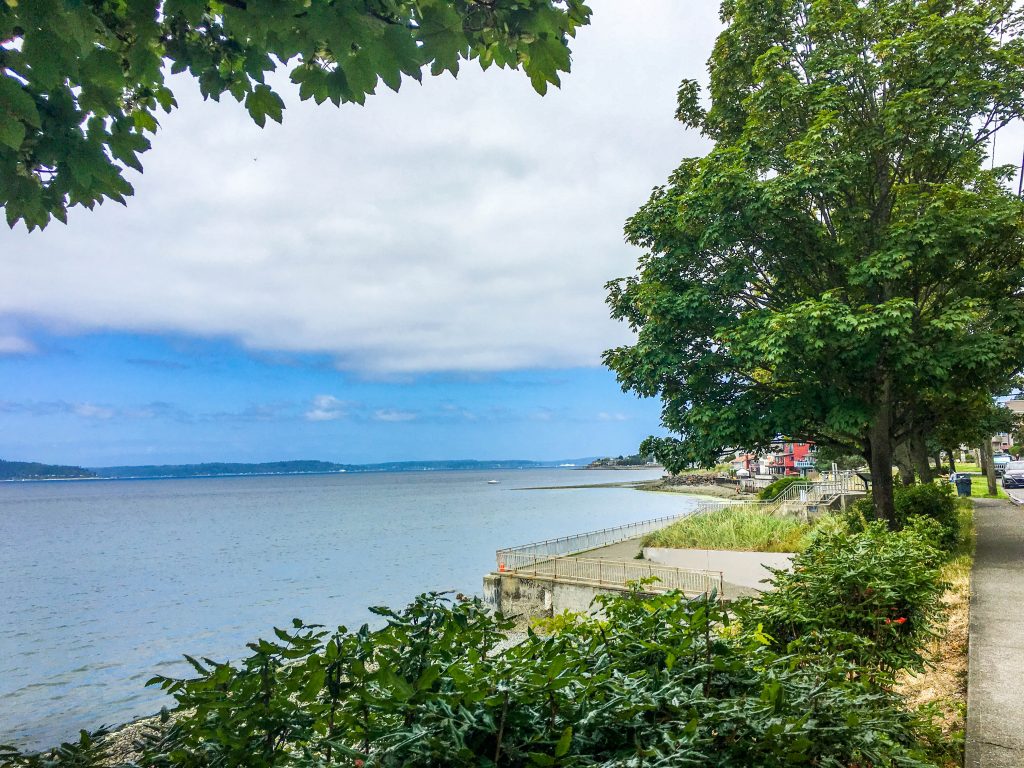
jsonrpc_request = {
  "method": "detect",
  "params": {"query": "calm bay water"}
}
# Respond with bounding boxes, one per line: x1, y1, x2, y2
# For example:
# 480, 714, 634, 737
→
0, 468, 694, 749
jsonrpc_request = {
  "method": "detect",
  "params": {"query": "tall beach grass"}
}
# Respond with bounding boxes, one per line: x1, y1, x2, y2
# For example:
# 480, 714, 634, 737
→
643, 506, 812, 552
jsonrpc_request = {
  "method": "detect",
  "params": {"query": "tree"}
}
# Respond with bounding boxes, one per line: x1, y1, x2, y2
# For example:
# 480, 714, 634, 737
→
932, 393, 1022, 492
605, 0, 1024, 525
0, 0, 590, 230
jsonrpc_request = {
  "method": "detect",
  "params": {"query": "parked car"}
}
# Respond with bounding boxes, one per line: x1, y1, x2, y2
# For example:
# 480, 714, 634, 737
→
1003, 461, 1024, 489
994, 453, 1012, 476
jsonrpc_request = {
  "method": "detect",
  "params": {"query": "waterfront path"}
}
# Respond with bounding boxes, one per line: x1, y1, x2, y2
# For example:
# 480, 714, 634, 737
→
579, 536, 646, 560
966, 497, 1024, 767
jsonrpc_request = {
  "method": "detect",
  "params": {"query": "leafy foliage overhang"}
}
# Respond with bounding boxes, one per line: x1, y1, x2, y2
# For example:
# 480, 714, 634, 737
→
0, 0, 591, 230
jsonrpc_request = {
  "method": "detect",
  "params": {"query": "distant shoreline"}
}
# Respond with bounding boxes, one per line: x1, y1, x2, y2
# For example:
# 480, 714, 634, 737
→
516, 477, 746, 500
634, 478, 751, 500
0, 464, 598, 484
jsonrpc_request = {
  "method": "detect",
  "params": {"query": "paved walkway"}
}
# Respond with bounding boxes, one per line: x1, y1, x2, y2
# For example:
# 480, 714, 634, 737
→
966, 498, 1024, 767
578, 536, 646, 560
577, 537, 760, 599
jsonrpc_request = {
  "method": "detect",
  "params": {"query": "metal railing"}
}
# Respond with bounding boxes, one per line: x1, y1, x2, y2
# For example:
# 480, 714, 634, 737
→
495, 473, 863, 572
511, 555, 724, 596
495, 506, 728, 571
756, 472, 863, 513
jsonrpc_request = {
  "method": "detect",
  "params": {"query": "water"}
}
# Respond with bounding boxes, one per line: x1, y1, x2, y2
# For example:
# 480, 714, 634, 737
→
0, 468, 695, 749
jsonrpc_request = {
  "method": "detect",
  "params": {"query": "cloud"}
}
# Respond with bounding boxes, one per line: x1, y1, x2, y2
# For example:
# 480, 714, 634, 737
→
373, 408, 417, 422
72, 403, 116, 419
126, 358, 189, 370
0, 334, 36, 355
0, 398, 290, 424
122, 401, 192, 421
305, 395, 349, 422
204, 403, 287, 423
439, 403, 478, 421
1, 1, 721, 374
0, 400, 116, 418
597, 412, 628, 422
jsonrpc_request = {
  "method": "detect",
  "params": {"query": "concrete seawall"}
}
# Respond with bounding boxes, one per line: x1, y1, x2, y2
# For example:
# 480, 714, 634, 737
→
483, 572, 614, 621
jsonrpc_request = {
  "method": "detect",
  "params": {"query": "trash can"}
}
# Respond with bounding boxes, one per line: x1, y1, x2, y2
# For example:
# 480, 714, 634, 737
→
954, 474, 972, 497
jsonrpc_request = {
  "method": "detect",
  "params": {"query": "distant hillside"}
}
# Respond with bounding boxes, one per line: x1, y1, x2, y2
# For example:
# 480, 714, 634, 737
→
91, 460, 347, 479
0, 460, 97, 481
89, 458, 598, 480
587, 454, 659, 469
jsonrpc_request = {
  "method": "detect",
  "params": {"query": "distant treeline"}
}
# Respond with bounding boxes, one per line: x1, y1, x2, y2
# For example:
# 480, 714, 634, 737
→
0, 460, 97, 480
1, 457, 598, 481
587, 454, 656, 468
89, 458, 587, 480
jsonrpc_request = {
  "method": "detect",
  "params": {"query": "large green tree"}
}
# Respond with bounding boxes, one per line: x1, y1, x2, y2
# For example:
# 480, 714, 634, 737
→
0, 0, 590, 230
605, 0, 1024, 523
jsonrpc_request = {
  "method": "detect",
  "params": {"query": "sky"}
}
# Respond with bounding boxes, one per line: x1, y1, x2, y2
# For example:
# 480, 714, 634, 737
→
6, 3, 1024, 467
0, 1, 726, 467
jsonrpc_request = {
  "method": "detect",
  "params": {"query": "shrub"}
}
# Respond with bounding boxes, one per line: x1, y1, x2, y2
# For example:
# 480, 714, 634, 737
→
741, 520, 947, 676
758, 476, 805, 500
2, 585, 949, 768
847, 482, 959, 551
643, 506, 811, 552
124, 589, 939, 767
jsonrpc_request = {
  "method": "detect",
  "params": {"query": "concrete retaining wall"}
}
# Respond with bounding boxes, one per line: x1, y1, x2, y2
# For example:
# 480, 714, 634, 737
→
483, 572, 633, 622
643, 548, 794, 591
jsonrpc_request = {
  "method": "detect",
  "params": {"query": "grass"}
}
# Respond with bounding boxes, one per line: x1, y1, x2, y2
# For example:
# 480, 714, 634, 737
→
643, 506, 814, 552
964, 473, 1009, 499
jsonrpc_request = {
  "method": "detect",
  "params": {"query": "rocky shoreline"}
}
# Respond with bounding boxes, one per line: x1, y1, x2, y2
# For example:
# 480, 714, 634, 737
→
634, 474, 753, 500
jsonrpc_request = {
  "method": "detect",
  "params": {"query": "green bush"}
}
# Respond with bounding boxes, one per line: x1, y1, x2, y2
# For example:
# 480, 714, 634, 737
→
847, 482, 960, 551
741, 520, 947, 676
758, 476, 805, 500
2, 588, 945, 768
643, 506, 811, 552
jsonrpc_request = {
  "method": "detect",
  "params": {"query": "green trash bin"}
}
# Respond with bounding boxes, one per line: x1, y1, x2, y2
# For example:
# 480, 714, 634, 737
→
954, 474, 972, 497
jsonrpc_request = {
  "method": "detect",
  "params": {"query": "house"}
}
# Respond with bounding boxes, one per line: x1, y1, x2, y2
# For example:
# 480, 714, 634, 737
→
992, 397, 1024, 453
731, 442, 817, 487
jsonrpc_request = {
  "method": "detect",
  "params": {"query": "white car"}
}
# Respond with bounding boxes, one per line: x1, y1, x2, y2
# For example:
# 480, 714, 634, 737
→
994, 453, 1012, 476
1003, 461, 1024, 490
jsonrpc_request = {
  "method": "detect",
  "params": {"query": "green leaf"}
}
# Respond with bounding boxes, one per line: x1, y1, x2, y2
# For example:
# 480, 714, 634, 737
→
416, 664, 442, 691
0, 75, 40, 127
245, 84, 285, 128
0, 116, 26, 151
554, 726, 573, 758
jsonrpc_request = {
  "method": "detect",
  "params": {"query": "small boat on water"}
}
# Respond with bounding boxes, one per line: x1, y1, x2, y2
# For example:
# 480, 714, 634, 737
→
487, 479, 500, 484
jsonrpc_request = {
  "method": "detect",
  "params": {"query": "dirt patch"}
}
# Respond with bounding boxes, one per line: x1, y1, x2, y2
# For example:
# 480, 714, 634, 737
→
896, 559, 969, 760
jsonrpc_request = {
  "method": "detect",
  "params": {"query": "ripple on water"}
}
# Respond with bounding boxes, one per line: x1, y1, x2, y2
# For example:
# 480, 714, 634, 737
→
0, 469, 688, 749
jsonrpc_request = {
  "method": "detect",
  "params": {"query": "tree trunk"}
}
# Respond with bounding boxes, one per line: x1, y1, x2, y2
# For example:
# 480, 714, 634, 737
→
894, 443, 915, 486
933, 452, 943, 471
980, 439, 998, 496
868, 397, 896, 527
910, 433, 933, 484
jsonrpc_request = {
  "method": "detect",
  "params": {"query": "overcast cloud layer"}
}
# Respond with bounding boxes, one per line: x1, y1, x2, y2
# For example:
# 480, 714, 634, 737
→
3, 2, 721, 374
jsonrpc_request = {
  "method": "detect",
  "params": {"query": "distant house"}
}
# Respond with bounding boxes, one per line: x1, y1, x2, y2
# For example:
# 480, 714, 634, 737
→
992, 398, 1024, 453
730, 452, 757, 476
731, 441, 817, 488
765, 442, 815, 477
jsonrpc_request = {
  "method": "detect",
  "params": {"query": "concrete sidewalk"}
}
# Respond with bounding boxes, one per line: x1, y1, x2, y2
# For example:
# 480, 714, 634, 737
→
965, 498, 1024, 767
